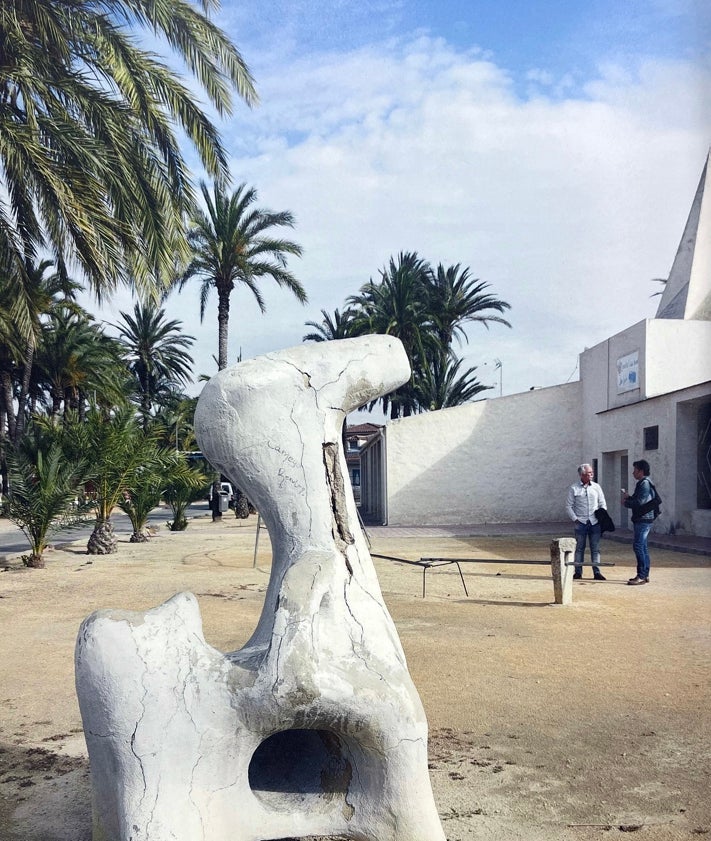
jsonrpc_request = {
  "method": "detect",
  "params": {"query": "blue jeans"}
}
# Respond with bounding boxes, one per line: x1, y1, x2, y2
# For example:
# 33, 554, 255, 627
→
574, 521, 602, 574
632, 521, 653, 579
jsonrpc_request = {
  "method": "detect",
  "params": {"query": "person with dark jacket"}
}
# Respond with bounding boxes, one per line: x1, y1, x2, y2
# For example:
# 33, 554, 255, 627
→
622, 459, 656, 585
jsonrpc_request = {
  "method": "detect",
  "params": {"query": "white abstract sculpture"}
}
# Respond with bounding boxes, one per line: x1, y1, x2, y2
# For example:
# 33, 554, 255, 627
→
75, 335, 446, 841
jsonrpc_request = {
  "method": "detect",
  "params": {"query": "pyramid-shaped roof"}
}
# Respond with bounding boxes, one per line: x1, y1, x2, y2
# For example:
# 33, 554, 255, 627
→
655, 150, 711, 321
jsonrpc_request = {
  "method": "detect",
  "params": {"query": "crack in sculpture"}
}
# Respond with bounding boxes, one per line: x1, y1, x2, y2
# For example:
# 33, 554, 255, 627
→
75, 335, 446, 841
323, 441, 355, 573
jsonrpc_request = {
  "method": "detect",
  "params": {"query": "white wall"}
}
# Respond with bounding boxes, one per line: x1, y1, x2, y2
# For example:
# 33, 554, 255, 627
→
596, 393, 677, 530
593, 381, 711, 533
646, 320, 711, 396
382, 322, 710, 533
580, 319, 711, 415
577, 318, 711, 533
386, 383, 581, 526
579, 320, 648, 413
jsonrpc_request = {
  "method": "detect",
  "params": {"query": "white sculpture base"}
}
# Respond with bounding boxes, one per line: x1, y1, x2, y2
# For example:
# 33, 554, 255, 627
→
75, 336, 446, 841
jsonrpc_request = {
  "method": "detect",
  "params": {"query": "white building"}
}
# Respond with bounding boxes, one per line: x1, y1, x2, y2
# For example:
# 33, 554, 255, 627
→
360, 153, 711, 538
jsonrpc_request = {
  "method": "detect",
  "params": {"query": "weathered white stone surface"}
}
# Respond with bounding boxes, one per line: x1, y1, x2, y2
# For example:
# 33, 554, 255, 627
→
75, 335, 446, 841
550, 538, 576, 605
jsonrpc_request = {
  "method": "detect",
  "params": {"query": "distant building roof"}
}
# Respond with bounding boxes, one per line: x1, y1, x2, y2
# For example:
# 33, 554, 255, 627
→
346, 423, 383, 436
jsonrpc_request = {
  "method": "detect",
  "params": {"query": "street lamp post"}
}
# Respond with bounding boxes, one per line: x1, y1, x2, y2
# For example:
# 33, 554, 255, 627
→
494, 359, 502, 397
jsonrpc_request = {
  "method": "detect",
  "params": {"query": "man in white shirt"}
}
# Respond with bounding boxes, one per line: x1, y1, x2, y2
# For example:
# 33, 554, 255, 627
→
565, 463, 608, 580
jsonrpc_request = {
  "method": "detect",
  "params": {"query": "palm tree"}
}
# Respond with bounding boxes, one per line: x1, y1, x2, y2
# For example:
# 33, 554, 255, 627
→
115, 303, 194, 431
33, 309, 128, 421
0, 258, 83, 492
116, 446, 170, 542
0, 270, 23, 447
179, 181, 306, 370
13, 262, 84, 440
0, 259, 74, 443
5, 424, 91, 568
65, 407, 159, 554
303, 308, 354, 342
345, 254, 511, 416
0, 0, 257, 299
152, 391, 199, 453
416, 354, 491, 411
427, 264, 511, 349
162, 457, 211, 531
348, 252, 435, 418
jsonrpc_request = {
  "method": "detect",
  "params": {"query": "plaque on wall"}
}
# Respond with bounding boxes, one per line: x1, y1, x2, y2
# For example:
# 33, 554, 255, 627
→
617, 350, 639, 393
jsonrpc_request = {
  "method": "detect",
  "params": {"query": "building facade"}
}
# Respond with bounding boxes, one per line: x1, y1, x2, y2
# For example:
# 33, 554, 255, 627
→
344, 422, 382, 504
360, 153, 711, 537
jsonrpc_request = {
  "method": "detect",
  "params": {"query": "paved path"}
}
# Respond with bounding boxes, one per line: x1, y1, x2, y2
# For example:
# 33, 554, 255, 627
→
363, 520, 711, 556
2, 512, 709, 560
0, 505, 181, 562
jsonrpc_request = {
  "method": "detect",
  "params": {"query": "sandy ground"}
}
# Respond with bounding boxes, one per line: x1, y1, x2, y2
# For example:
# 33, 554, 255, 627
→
0, 507, 709, 841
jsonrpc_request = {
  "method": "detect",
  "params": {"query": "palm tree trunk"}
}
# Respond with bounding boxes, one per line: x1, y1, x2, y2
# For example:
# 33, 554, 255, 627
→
63, 387, 80, 421
50, 390, 62, 419
0, 369, 16, 441
217, 287, 230, 371
234, 489, 250, 519
0, 403, 7, 496
78, 390, 87, 423
141, 369, 151, 432
14, 340, 34, 444
0, 453, 8, 497
87, 518, 118, 554
169, 501, 189, 530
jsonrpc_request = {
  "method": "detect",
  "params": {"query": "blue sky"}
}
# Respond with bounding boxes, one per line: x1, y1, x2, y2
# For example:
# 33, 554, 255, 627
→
94, 0, 711, 411
224, 0, 709, 74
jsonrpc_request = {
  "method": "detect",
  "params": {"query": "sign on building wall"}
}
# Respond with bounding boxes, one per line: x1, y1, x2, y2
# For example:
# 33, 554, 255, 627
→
617, 351, 639, 393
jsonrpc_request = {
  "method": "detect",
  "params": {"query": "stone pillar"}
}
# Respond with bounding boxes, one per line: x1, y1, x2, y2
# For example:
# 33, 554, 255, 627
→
75, 335, 447, 841
550, 537, 576, 605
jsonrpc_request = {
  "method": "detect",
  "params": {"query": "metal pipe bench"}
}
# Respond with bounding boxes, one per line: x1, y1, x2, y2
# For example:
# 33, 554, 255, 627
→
373, 542, 614, 602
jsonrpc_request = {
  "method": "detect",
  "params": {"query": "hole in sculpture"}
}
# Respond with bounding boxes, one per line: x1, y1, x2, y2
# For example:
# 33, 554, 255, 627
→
249, 728, 353, 812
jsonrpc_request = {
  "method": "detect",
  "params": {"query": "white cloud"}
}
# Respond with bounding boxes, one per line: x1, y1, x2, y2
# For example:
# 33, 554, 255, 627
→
95, 36, 711, 412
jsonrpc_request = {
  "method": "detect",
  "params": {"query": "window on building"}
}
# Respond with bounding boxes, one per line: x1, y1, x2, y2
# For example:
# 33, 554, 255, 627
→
644, 425, 659, 450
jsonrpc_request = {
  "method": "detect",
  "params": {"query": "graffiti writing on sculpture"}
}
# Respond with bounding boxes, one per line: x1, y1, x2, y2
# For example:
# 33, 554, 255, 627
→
268, 440, 306, 496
